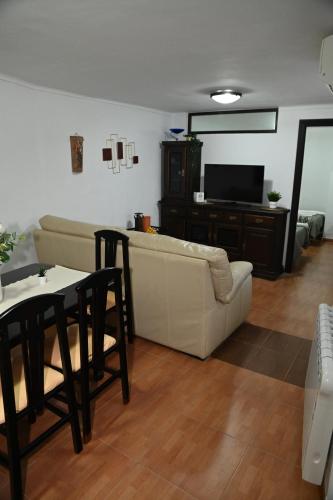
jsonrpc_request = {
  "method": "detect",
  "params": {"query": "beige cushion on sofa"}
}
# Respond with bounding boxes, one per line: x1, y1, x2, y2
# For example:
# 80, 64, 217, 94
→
125, 231, 233, 302
225, 261, 254, 303
39, 215, 112, 239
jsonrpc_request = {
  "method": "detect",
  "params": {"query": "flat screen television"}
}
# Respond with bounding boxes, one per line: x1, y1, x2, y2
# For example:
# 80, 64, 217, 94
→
204, 164, 264, 204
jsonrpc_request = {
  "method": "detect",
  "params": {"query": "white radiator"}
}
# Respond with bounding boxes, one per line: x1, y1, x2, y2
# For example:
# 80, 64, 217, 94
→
302, 304, 333, 486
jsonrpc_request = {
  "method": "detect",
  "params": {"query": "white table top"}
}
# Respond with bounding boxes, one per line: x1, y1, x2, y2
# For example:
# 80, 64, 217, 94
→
0, 265, 89, 315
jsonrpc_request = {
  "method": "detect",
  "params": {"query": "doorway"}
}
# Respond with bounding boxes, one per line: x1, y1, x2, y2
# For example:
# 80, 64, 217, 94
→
285, 119, 333, 272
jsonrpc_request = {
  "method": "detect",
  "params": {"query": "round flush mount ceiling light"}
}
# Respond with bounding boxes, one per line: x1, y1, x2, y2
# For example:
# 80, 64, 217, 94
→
210, 89, 242, 104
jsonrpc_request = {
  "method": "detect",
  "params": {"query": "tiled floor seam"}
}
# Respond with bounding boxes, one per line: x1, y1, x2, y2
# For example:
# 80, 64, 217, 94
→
98, 441, 200, 499
98, 422, 250, 498
219, 442, 252, 497
98, 438, 143, 465
84, 442, 144, 499
93, 388, 123, 412
143, 463, 200, 500
283, 347, 304, 383
253, 444, 301, 466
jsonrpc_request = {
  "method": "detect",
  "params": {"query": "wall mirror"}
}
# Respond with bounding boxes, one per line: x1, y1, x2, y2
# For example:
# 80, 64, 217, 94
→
188, 108, 278, 134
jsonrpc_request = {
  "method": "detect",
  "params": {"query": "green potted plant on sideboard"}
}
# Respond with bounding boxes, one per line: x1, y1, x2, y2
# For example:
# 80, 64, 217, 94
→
267, 191, 282, 209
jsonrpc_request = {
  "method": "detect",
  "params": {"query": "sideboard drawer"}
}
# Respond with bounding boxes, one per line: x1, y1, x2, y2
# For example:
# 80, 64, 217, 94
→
221, 213, 242, 225
245, 214, 275, 228
188, 208, 206, 218
207, 211, 224, 221
164, 206, 186, 217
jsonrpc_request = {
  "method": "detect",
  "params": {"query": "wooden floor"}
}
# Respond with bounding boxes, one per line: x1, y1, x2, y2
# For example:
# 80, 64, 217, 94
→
1, 242, 331, 499
248, 240, 333, 340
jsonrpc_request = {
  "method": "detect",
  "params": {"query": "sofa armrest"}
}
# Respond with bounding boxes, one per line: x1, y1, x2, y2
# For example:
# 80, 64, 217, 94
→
223, 261, 253, 304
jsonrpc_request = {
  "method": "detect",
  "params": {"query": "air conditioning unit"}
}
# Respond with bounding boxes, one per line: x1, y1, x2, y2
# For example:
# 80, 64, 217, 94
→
320, 35, 333, 93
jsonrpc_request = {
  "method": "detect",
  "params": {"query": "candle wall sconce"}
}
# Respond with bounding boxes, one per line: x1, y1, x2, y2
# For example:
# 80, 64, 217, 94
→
102, 134, 139, 174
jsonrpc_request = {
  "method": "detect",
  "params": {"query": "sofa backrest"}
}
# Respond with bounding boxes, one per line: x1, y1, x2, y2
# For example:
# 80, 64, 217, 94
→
37, 215, 233, 302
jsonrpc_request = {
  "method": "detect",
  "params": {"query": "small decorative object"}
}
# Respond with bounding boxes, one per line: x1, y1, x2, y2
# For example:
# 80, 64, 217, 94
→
119, 137, 128, 166
146, 226, 157, 234
184, 133, 202, 152
169, 128, 185, 141
267, 191, 282, 209
193, 192, 205, 203
134, 212, 144, 231
184, 133, 197, 141
117, 142, 124, 160
0, 224, 25, 301
102, 148, 112, 161
102, 134, 139, 173
38, 266, 47, 285
142, 216, 151, 232
70, 134, 84, 173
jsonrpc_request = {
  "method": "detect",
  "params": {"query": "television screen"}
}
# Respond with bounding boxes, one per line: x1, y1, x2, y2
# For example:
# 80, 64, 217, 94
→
204, 164, 264, 203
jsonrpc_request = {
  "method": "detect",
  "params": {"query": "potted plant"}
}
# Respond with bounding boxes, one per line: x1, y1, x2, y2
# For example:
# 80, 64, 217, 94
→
38, 266, 47, 285
267, 191, 282, 209
0, 224, 25, 301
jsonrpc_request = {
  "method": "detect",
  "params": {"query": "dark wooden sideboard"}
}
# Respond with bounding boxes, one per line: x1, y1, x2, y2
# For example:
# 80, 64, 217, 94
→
159, 140, 288, 280
160, 201, 288, 279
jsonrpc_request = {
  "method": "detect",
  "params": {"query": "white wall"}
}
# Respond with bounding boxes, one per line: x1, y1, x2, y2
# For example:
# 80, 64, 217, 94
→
173, 105, 333, 208
0, 76, 172, 270
300, 126, 333, 238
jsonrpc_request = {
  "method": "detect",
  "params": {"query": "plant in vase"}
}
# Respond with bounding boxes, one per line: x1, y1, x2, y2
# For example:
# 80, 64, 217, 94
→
184, 132, 202, 152
0, 224, 25, 301
267, 191, 282, 209
38, 266, 47, 285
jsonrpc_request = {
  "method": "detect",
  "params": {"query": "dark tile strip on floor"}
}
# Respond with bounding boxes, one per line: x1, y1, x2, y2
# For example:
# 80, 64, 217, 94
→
212, 323, 312, 387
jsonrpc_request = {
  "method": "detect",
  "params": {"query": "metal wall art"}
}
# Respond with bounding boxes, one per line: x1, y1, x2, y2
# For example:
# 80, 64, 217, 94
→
102, 134, 139, 174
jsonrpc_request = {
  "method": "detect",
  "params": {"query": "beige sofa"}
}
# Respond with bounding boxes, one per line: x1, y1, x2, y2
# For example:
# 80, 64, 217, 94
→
33, 215, 253, 359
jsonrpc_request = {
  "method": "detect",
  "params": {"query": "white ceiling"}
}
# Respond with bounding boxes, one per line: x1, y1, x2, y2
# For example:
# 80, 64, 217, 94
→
0, 0, 333, 112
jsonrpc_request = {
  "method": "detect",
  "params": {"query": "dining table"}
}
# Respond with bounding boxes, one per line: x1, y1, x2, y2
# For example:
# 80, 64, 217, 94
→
0, 263, 89, 340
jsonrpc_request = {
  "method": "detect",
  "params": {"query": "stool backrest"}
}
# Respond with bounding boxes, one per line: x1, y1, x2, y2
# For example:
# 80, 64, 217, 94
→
0, 293, 67, 416
75, 267, 124, 369
95, 229, 130, 283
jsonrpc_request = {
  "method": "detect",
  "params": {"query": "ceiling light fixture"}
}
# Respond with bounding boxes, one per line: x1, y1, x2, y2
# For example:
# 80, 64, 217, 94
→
210, 89, 242, 104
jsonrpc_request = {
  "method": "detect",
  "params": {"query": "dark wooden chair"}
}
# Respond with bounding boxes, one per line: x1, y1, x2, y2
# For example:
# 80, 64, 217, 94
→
94, 229, 135, 343
0, 293, 82, 500
45, 267, 129, 441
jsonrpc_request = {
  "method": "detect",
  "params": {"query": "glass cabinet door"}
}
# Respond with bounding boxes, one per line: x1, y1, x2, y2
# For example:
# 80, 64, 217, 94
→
164, 146, 187, 198
169, 151, 183, 194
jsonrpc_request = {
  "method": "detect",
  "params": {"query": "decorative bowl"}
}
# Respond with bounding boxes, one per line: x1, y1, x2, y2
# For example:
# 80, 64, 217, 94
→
169, 128, 184, 135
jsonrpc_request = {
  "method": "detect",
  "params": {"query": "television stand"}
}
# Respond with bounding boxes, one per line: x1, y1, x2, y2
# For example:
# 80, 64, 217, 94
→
159, 199, 289, 280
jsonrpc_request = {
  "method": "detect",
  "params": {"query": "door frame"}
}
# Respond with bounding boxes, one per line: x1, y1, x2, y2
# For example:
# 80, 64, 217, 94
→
285, 118, 333, 272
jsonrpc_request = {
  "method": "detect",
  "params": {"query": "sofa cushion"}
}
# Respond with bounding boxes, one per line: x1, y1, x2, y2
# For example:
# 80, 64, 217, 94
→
124, 231, 233, 302
39, 215, 111, 239
38, 215, 233, 302
224, 261, 253, 303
